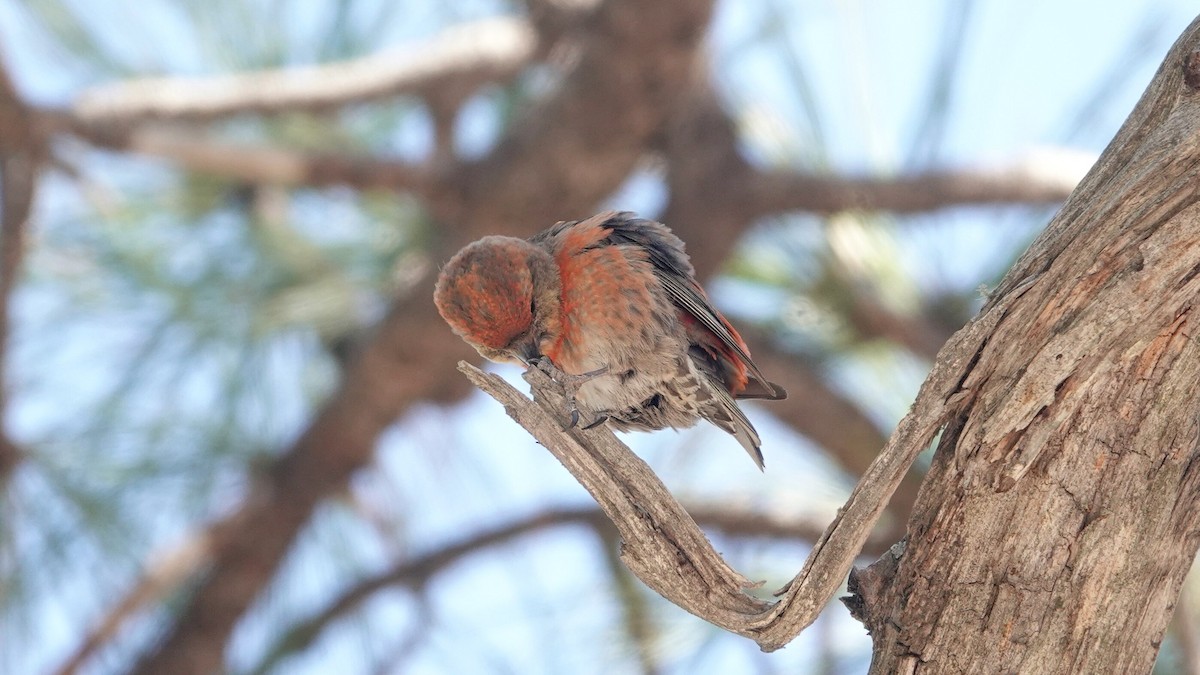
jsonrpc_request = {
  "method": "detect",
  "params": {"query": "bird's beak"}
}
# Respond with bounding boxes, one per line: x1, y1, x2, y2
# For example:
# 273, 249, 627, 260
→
514, 339, 542, 367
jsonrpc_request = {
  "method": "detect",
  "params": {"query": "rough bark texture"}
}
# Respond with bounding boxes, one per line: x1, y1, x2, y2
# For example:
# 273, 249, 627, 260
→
853, 17, 1200, 674
0, 1, 1113, 671
457, 284, 1006, 651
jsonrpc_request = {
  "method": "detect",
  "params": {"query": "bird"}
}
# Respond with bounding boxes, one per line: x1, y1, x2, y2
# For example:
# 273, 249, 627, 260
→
433, 211, 786, 469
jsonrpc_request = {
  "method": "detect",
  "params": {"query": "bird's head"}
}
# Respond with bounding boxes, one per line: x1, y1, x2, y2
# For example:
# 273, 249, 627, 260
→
434, 236, 562, 365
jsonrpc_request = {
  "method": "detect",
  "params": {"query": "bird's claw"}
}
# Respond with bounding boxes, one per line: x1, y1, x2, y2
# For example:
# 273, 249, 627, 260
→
581, 414, 609, 431
527, 358, 609, 429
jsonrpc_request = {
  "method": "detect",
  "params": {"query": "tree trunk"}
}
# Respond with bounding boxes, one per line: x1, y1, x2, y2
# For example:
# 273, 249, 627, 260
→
851, 17, 1200, 674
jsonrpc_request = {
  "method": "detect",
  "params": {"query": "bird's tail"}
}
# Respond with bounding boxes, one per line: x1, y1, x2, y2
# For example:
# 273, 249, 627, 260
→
703, 379, 765, 470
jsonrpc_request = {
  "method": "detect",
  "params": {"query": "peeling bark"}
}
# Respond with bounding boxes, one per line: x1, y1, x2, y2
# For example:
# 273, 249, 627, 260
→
851, 16, 1200, 674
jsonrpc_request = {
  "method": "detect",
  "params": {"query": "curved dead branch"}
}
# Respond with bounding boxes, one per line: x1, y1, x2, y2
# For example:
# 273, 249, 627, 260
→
458, 283, 1012, 650
457, 16, 1200, 664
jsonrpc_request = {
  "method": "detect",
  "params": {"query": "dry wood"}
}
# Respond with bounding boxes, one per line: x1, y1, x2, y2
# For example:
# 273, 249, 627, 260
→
462, 16, 1200, 672
460, 363, 772, 630
849, 16, 1200, 674
26, 1, 1171, 670
460, 278, 1013, 651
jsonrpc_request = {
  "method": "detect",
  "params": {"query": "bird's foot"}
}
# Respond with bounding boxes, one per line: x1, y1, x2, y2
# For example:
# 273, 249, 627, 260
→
581, 414, 609, 430
528, 358, 609, 428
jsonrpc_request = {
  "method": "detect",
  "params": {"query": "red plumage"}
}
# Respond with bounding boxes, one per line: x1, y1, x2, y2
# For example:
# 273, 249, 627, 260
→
434, 211, 785, 468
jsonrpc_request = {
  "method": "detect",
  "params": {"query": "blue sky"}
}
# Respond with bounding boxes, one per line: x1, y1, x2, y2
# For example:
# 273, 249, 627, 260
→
1, 1, 1198, 674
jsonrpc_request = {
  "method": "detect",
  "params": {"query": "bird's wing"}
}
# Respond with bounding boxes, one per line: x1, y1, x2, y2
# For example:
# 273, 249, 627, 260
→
597, 213, 786, 400
701, 375, 766, 469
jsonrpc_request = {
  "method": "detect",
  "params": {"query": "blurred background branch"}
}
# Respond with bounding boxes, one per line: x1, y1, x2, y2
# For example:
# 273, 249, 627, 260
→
0, 51, 37, 487
0, 0, 1192, 674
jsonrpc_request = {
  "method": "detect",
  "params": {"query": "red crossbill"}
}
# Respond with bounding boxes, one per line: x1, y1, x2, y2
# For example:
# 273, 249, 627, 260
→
434, 211, 786, 469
